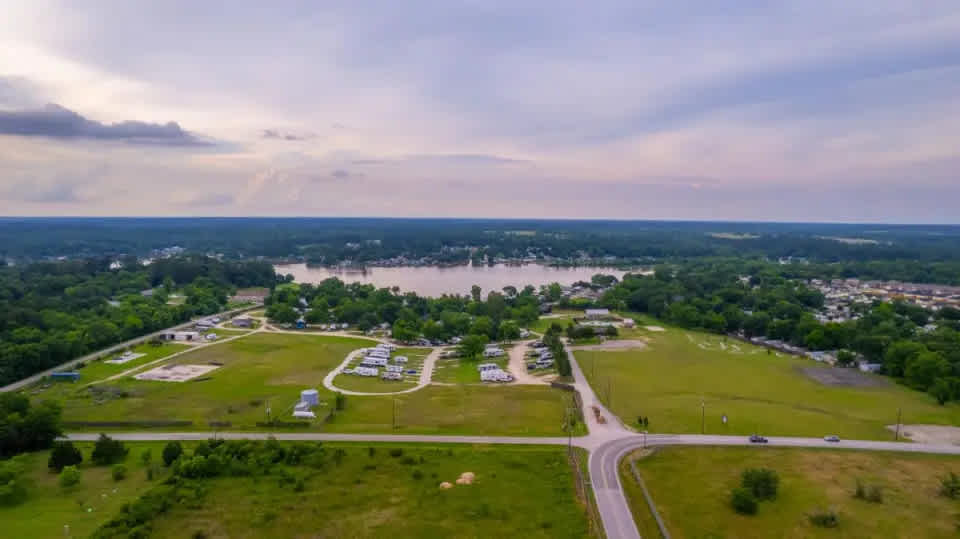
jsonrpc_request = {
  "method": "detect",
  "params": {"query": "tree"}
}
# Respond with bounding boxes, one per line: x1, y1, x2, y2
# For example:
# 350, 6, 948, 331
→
391, 319, 419, 342
498, 320, 521, 341
730, 487, 757, 515
112, 463, 127, 481
458, 334, 489, 360
0, 456, 28, 506
741, 468, 779, 501
48, 441, 83, 472
471, 285, 482, 303
162, 441, 183, 466
91, 433, 128, 466
904, 351, 949, 390
470, 316, 495, 340
335, 392, 346, 411
836, 349, 856, 367
940, 472, 960, 499
59, 465, 81, 488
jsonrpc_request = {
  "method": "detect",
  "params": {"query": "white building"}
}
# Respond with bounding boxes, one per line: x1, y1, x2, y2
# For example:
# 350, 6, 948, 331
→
361, 357, 388, 367
585, 308, 610, 319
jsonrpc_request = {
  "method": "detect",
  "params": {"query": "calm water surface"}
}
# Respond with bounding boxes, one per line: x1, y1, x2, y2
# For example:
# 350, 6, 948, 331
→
274, 263, 628, 297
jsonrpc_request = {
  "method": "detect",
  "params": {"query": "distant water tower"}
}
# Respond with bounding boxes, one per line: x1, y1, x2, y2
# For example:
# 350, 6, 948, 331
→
300, 389, 319, 407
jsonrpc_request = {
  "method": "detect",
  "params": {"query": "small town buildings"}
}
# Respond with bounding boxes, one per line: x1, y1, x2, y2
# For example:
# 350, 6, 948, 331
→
163, 331, 199, 342
585, 308, 610, 319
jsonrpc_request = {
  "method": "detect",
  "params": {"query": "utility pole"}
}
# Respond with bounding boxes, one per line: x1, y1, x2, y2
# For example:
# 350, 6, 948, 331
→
701, 398, 705, 434
895, 407, 902, 441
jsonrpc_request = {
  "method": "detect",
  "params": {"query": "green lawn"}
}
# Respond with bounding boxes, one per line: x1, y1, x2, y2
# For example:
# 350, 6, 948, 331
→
57, 333, 372, 428
139, 444, 594, 539
622, 446, 960, 539
575, 324, 960, 439
24, 343, 188, 401
55, 333, 577, 436
332, 347, 429, 392
432, 356, 509, 384
0, 442, 174, 539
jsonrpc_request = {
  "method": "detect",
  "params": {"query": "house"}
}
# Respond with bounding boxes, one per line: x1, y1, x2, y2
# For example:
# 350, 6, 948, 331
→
585, 308, 610, 319
232, 317, 253, 328
163, 331, 199, 342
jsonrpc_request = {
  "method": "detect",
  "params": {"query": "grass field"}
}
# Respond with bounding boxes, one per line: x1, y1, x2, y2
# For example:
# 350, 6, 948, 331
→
432, 355, 509, 384
621, 446, 960, 539
55, 333, 576, 436
575, 323, 960, 439
0, 442, 173, 539
332, 347, 429, 392
140, 444, 594, 539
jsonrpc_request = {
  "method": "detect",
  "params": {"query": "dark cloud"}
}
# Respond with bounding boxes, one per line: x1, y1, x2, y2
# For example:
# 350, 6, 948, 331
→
0, 103, 210, 146
262, 128, 315, 141
330, 169, 363, 179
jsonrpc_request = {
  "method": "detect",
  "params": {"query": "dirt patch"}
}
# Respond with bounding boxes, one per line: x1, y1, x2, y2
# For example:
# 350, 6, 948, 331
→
135, 364, 220, 382
645, 326, 665, 332
889, 424, 960, 445
798, 366, 887, 388
571, 339, 648, 351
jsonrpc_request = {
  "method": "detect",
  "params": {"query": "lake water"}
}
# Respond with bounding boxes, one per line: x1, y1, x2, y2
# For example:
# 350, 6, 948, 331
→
274, 263, 629, 297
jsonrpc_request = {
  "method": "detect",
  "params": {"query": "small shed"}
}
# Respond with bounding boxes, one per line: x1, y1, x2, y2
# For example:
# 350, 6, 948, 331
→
300, 389, 319, 407
50, 372, 80, 382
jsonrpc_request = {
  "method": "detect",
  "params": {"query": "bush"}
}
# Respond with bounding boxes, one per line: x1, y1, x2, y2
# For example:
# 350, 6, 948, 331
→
368, 447, 376, 457
334, 392, 346, 411
59, 465, 81, 488
0, 456, 28, 506
808, 508, 839, 528
941, 472, 960, 499
91, 433, 128, 466
389, 448, 404, 458
400, 456, 417, 465
730, 487, 757, 515
854, 479, 883, 503
112, 464, 128, 481
163, 441, 183, 466
48, 441, 83, 472
741, 468, 779, 501
412, 469, 424, 480
141, 449, 153, 466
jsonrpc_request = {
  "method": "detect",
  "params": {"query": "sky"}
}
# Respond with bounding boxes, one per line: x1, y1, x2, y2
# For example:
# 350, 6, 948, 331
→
1, 1, 959, 223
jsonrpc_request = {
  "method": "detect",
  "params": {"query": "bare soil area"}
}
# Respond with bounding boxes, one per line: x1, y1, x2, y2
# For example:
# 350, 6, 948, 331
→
888, 424, 960, 445
798, 365, 887, 388
571, 339, 648, 351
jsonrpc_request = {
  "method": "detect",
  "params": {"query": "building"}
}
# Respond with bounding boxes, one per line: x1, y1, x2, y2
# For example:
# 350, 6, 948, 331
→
163, 331, 199, 342
232, 316, 253, 328
300, 389, 319, 406
50, 371, 80, 382
621, 318, 636, 328
585, 308, 610, 319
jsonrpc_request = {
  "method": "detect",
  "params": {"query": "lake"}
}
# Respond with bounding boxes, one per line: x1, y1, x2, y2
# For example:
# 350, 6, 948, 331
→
274, 263, 630, 297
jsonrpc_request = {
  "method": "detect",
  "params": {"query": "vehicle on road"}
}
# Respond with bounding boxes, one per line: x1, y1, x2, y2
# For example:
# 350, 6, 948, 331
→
824, 435, 840, 442
749, 434, 768, 443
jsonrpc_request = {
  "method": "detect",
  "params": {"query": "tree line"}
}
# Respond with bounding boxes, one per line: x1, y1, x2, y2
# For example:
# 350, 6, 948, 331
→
0, 255, 276, 386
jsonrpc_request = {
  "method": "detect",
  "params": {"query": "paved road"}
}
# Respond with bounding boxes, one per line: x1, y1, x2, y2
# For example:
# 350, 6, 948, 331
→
1, 305, 259, 393
64, 432, 574, 445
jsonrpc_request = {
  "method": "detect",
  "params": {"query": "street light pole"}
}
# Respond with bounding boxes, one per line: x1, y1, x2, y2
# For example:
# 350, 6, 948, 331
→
701, 399, 705, 434
895, 407, 902, 441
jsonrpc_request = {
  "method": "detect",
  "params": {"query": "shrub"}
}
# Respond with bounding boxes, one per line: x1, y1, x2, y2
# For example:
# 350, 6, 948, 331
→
730, 487, 757, 515
808, 508, 839, 528
141, 449, 153, 466
59, 465, 81, 488
400, 456, 417, 465
368, 447, 376, 457
91, 433, 128, 466
162, 441, 183, 466
293, 478, 305, 492
741, 468, 779, 501
941, 472, 960, 499
412, 469, 424, 480
389, 448, 404, 458
48, 441, 83, 472
112, 464, 128, 481
0, 456, 28, 506
335, 392, 346, 411
854, 479, 884, 503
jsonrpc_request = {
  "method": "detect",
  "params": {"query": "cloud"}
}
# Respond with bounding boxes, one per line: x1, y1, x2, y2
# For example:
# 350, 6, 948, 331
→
0, 103, 211, 146
262, 128, 316, 141
173, 192, 236, 207
330, 169, 363, 179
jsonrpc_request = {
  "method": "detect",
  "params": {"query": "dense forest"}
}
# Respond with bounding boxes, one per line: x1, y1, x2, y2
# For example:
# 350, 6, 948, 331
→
3, 219, 960, 283
0, 256, 276, 386
597, 260, 960, 403
266, 278, 542, 343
